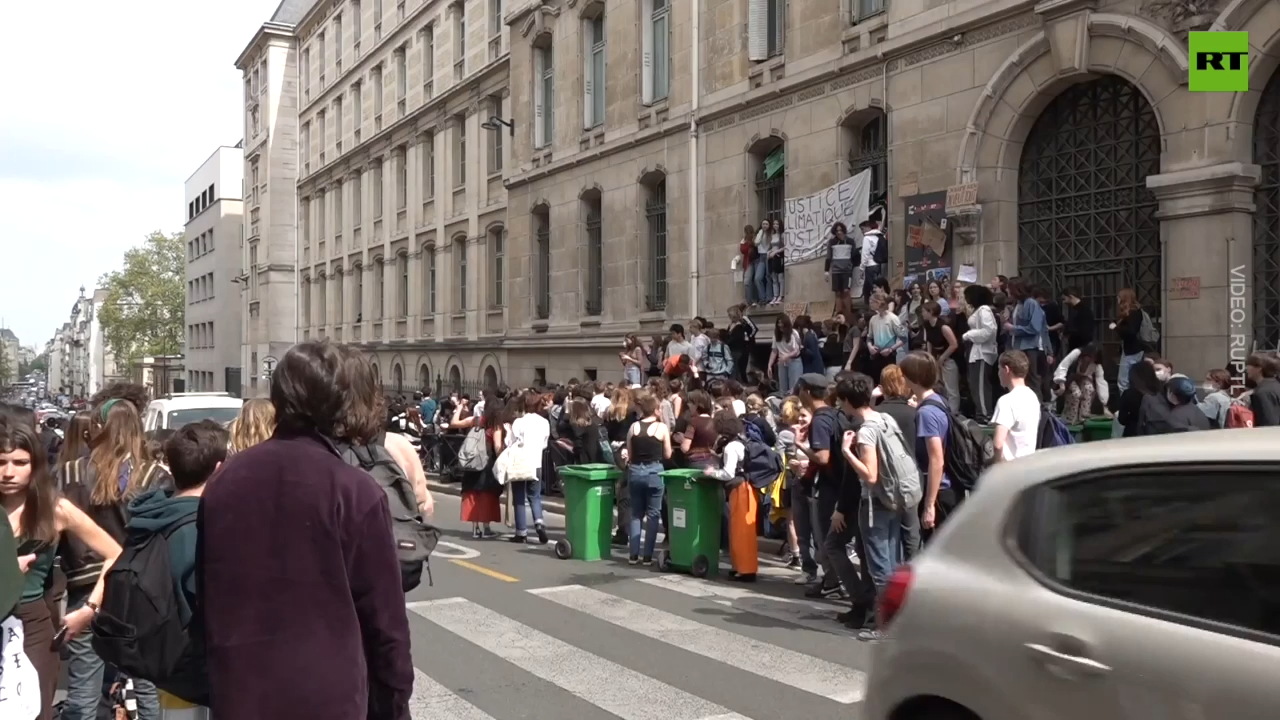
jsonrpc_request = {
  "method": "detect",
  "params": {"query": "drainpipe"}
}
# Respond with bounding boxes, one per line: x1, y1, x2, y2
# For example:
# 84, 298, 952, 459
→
688, 0, 701, 319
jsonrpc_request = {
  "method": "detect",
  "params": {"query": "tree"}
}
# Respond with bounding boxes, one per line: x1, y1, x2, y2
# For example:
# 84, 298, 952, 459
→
0, 343, 11, 388
97, 230, 186, 365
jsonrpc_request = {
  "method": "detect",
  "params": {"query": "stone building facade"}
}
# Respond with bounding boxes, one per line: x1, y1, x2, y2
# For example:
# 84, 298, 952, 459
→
497, 0, 1280, 387
291, 0, 512, 397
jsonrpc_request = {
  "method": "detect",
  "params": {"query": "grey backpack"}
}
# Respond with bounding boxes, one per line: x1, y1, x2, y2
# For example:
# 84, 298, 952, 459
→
457, 425, 490, 471
1139, 310, 1160, 345
333, 433, 440, 591
866, 413, 924, 511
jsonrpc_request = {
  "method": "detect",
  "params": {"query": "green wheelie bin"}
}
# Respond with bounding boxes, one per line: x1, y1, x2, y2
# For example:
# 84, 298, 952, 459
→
655, 468, 722, 578
1081, 416, 1113, 442
554, 464, 620, 561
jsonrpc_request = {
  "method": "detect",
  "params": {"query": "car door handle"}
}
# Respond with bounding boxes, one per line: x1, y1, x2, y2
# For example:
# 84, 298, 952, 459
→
1025, 643, 1112, 674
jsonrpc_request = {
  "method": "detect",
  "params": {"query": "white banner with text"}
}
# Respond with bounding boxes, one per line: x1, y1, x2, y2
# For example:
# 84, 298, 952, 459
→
783, 170, 872, 264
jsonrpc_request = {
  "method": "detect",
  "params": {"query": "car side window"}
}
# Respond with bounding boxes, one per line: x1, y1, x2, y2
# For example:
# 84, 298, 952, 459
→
1020, 469, 1280, 639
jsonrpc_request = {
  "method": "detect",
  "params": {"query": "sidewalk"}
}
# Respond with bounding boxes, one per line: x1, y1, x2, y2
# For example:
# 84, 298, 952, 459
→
426, 476, 790, 557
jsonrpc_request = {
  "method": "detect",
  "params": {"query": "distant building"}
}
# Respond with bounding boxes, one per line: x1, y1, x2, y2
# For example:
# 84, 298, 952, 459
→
184, 145, 246, 396
0, 329, 18, 385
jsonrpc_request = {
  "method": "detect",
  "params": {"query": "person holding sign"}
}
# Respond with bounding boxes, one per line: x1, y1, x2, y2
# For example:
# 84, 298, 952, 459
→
824, 222, 857, 319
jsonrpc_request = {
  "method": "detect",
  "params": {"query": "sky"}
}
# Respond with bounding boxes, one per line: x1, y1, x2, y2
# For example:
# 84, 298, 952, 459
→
0, 0, 284, 350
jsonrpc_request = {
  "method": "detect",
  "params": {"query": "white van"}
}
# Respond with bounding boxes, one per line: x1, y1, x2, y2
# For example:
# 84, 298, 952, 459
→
143, 393, 244, 432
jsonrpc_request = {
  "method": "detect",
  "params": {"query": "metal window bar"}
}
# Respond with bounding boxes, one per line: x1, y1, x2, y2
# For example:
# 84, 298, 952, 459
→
536, 221, 551, 319
645, 182, 668, 311
1254, 71, 1280, 353
754, 165, 785, 223
585, 204, 603, 315
848, 113, 887, 202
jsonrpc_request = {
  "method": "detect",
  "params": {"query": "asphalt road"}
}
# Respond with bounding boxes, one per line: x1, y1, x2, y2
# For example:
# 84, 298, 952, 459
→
404, 492, 872, 720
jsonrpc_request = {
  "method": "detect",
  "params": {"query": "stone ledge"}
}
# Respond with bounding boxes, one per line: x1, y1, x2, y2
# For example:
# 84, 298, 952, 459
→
1147, 162, 1261, 219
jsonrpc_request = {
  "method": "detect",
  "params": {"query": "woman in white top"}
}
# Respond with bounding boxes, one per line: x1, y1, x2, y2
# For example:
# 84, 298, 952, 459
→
507, 391, 551, 544
960, 284, 999, 423
1052, 343, 1111, 425
768, 315, 803, 395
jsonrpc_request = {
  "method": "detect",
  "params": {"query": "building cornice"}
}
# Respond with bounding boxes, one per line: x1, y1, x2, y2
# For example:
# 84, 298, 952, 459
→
235, 22, 298, 70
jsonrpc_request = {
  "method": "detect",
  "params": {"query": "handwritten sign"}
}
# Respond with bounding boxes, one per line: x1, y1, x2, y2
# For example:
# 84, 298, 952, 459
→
0, 617, 40, 720
946, 182, 979, 208
783, 169, 872, 264
1172, 276, 1201, 299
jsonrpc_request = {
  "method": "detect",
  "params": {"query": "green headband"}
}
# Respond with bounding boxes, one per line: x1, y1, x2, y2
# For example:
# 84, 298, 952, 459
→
99, 398, 121, 423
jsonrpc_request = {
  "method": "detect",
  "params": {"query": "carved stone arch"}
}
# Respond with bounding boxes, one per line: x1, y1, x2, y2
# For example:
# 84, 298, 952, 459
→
444, 353, 465, 391
414, 354, 432, 391
637, 166, 666, 187
316, 267, 328, 280
1217, 0, 1280, 135
389, 352, 406, 392
578, 0, 604, 19
478, 352, 502, 388
369, 358, 382, 387
484, 219, 506, 235
389, 352, 406, 370
837, 99, 886, 129
301, 273, 311, 284
531, 198, 551, 213
579, 182, 604, 201
956, 15, 1188, 184
372, 253, 385, 265
745, 130, 787, 156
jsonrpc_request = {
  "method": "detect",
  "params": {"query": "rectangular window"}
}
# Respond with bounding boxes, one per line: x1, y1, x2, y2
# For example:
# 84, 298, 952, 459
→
853, 0, 885, 22
334, 180, 344, 234
352, 0, 362, 53
395, 148, 408, 210
490, 228, 505, 307
399, 254, 410, 316
422, 132, 436, 199
454, 6, 466, 78
454, 117, 467, 188
334, 14, 343, 72
303, 280, 312, 326
426, 247, 437, 313
372, 67, 384, 130
646, 179, 668, 310
585, 197, 603, 315
488, 0, 503, 59
318, 272, 328, 325
748, 0, 786, 60
333, 96, 344, 152
488, 96, 503, 174
334, 271, 344, 323
422, 25, 435, 98
318, 32, 327, 86
300, 121, 311, 173
374, 0, 383, 38
372, 160, 384, 218
534, 210, 551, 320
643, 0, 670, 103
318, 189, 327, 238
767, 0, 785, 57
355, 263, 365, 320
456, 238, 467, 311
302, 48, 311, 100
585, 14, 606, 128
352, 81, 363, 140
535, 44, 554, 148
318, 110, 327, 162
376, 261, 385, 318
352, 172, 364, 226
395, 47, 407, 115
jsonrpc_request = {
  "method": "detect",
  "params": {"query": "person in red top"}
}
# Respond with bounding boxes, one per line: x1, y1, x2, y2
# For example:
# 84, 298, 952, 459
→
197, 341, 413, 720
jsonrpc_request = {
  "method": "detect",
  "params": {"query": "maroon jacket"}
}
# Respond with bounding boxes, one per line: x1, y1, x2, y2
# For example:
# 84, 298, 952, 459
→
198, 431, 413, 719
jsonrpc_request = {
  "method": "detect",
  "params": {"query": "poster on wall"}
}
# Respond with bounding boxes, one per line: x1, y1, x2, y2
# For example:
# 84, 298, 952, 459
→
902, 191, 950, 289
782, 169, 872, 264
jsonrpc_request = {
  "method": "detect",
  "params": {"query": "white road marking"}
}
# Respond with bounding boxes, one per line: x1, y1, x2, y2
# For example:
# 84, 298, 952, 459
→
530, 584, 864, 704
635, 575, 857, 637
410, 668, 497, 720
432, 540, 482, 559
409, 598, 754, 720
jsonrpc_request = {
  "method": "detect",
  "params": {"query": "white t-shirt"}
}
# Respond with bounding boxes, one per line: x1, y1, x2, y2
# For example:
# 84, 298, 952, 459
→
591, 393, 612, 418
732, 399, 746, 417
510, 413, 552, 460
860, 230, 882, 268
992, 385, 1041, 461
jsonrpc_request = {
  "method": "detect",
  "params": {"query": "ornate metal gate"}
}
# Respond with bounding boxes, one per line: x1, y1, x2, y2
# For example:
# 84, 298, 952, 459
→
1017, 75, 1162, 360
1253, 70, 1280, 353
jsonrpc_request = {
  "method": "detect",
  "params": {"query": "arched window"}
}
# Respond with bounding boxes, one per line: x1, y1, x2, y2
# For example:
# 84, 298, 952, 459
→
454, 236, 468, 311
448, 365, 462, 393
845, 108, 887, 207
489, 226, 505, 308
373, 257, 386, 319
641, 174, 667, 311
533, 207, 551, 319
392, 363, 404, 392
353, 262, 365, 321
751, 136, 785, 224
418, 363, 431, 392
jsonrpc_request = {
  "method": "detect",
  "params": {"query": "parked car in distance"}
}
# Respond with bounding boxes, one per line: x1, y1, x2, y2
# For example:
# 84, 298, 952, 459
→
144, 393, 243, 432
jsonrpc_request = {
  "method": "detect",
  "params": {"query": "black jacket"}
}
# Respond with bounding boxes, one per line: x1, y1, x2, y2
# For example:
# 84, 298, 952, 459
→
1249, 377, 1280, 427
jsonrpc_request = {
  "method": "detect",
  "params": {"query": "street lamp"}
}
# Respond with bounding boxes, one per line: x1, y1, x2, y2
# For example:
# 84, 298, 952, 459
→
481, 115, 514, 137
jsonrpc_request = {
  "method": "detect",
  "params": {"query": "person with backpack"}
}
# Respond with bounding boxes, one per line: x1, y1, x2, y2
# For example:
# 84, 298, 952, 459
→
97, 420, 229, 707
838, 372, 920, 637
860, 218, 887, 306
793, 373, 851, 599
197, 341, 414, 720
899, 352, 961, 535
703, 410, 779, 582
991, 351, 1041, 461
1112, 288, 1149, 392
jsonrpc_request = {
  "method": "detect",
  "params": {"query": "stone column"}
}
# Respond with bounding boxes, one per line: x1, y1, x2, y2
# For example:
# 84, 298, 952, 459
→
1146, 161, 1260, 381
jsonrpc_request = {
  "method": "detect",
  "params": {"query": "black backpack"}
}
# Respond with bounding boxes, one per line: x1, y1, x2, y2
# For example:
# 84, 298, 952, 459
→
91, 516, 207, 703
334, 433, 441, 592
871, 231, 888, 265
741, 435, 783, 490
921, 395, 993, 492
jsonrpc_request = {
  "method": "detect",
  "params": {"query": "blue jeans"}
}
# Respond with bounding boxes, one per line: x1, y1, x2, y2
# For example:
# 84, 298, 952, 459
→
511, 470, 544, 536
749, 257, 769, 304
624, 365, 642, 387
1118, 351, 1144, 392
628, 462, 665, 558
777, 357, 802, 395
63, 590, 161, 720
858, 499, 903, 593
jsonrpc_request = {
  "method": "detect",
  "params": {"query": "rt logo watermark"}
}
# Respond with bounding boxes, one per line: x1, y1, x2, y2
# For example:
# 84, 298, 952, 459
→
1190, 32, 1250, 92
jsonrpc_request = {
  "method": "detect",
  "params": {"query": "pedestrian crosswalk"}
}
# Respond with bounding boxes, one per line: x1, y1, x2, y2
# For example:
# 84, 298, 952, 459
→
405, 576, 868, 720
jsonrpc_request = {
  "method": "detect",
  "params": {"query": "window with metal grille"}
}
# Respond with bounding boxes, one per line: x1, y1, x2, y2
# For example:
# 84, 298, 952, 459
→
456, 237, 467, 311
645, 180, 668, 311
354, 263, 364, 320
1254, 70, 1280, 353
399, 252, 410, 316
318, 273, 327, 325
535, 211, 551, 319
422, 132, 436, 199
585, 197, 603, 315
426, 246, 437, 314
754, 146, 785, 222
334, 269, 344, 322
848, 111, 886, 203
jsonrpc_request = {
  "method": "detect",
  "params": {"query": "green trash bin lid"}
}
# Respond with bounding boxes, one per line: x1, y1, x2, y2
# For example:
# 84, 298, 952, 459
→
1083, 417, 1112, 429
660, 467, 707, 480
559, 463, 621, 481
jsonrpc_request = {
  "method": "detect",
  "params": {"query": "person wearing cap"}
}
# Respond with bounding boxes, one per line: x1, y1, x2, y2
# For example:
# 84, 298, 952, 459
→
793, 372, 854, 599
1138, 375, 1211, 435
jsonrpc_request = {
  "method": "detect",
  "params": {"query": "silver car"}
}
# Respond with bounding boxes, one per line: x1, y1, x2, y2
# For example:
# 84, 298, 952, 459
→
863, 430, 1280, 720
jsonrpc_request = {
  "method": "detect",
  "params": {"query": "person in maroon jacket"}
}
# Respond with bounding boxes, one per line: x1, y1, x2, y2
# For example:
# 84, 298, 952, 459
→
197, 340, 414, 719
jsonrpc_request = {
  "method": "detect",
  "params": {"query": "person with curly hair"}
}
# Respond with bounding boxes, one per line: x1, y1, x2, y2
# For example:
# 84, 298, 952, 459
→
89, 382, 150, 416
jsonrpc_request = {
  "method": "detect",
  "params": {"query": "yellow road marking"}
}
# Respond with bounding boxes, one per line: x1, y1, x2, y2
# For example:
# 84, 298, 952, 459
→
449, 559, 519, 582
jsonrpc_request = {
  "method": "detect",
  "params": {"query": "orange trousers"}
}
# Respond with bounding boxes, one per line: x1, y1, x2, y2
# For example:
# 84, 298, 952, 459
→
727, 482, 759, 575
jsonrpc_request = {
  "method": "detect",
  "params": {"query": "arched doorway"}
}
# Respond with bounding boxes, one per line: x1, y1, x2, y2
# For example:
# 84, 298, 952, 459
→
418, 363, 431, 393
483, 365, 498, 389
1017, 75, 1162, 360
448, 365, 462, 393
392, 364, 404, 392
371, 363, 381, 387
1254, 70, 1280, 352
